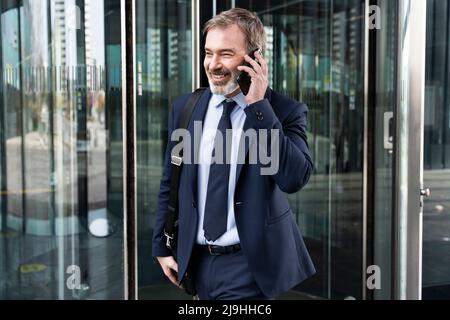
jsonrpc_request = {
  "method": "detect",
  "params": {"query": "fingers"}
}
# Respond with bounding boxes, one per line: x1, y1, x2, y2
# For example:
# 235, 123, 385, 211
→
163, 267, 179, 287
238, 51, 268, 79
255, 50, 268, 76
158, 256, 182, 289
168, 258, 179, 273
237, 65, 257, 78
158, 256, 178, 273
244, 54, 262, 74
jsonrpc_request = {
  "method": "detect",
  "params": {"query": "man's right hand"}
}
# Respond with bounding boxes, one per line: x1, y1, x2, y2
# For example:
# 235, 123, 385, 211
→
157, 256, 182, 288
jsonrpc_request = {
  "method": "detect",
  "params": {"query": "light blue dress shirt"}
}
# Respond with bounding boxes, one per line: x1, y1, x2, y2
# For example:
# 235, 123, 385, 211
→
196, 92, 247, 246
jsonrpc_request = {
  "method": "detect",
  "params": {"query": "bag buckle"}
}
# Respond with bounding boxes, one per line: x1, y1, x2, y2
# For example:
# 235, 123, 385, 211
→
164, 232, 174, 249
171, 156, 183, 167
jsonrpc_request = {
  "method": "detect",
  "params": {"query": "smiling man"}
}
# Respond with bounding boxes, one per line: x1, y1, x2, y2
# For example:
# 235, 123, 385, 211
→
152, 8, 315, 300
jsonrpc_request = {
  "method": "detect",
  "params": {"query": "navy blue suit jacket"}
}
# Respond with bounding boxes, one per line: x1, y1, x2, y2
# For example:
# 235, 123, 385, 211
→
152, 87, 316, 298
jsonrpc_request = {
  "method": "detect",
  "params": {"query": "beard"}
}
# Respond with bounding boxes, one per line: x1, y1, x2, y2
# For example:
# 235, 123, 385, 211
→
206, 67, 240, 96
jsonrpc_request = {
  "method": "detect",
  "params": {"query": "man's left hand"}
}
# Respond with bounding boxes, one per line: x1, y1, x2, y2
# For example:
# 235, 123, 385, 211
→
237, 50, 269, 105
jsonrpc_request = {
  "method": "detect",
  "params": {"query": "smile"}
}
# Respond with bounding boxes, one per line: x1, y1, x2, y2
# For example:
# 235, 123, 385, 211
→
211, 74, 229, 81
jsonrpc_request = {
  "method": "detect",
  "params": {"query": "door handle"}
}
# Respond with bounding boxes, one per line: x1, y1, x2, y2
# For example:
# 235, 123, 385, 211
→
384, 112, 394, 151
420, 188, 431, 198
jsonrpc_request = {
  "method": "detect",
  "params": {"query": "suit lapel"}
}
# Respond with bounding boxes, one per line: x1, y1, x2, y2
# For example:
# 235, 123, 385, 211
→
187, 88, 212, 200
235, 88, 273, 184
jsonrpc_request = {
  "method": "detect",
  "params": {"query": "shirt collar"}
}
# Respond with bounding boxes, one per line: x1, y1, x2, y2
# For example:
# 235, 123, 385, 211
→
210, 91, 247, 110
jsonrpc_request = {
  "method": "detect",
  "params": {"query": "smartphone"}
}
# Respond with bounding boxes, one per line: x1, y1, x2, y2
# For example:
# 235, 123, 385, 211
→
236, 48, 260, 96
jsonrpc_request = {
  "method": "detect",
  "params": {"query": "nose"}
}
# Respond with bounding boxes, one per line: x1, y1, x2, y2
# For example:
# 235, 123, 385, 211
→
208, 54, 222, 71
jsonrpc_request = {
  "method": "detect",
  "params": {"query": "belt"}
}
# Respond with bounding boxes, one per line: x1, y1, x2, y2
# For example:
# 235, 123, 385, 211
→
197, 244, 241, 256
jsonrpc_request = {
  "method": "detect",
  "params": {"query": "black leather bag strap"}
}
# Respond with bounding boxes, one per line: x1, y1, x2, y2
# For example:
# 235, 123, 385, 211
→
164, 88, 206, 249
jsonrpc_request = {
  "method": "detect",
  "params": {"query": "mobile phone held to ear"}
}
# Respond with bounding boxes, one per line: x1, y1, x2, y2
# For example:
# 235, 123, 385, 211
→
237, 48, 260, 96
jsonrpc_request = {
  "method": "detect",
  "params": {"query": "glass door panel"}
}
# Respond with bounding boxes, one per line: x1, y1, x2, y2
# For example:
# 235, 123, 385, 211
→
0, 0, 124, 299
423, 0, 450, 300
372, 0, 397, 300
135, 0, 193, 299
235, 0, 365, 299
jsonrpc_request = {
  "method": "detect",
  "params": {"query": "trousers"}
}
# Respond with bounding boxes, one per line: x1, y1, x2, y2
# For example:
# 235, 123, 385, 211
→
191, 245, 271, 300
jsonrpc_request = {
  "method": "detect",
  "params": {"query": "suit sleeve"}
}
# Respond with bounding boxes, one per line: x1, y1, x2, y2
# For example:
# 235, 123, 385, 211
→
152, 105, 176, 258
244, 99, 313, 194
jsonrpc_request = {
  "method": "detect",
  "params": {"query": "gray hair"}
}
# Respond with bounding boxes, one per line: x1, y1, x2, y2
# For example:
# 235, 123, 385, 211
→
203, 8, 267, 55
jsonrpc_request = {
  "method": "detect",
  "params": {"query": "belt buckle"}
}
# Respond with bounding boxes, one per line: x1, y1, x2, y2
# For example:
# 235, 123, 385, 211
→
208, 245, 221, 256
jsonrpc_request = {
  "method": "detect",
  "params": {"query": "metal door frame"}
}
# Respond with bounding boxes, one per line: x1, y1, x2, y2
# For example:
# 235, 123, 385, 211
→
393, 0, 427, 300
121, 0, 137, 300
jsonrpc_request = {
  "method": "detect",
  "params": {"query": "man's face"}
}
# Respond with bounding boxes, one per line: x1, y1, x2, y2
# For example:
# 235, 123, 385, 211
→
204, 25, 247, 96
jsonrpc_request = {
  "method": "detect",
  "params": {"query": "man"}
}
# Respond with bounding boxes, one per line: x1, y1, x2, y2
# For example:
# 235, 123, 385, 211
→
152, 8, 315, 300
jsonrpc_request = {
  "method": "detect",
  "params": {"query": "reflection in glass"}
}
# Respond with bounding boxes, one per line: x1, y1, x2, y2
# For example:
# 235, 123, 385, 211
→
373, 0, 397, 300
135, 0, 192, 299
236, 0, 365, 299
0, 0, 123, 299
423, 0, 450, 300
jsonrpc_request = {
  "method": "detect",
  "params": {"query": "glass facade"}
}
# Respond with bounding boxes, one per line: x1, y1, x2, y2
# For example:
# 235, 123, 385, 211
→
0, 0, 123, 299
134, 0, 193, 299
373, 0, 397, 300
0, 0, 447, 300
423, 0, 450, 300
231, 0, 365, 299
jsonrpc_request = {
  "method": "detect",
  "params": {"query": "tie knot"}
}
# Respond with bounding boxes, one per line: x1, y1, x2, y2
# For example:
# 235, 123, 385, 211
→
222, 99, 236, 117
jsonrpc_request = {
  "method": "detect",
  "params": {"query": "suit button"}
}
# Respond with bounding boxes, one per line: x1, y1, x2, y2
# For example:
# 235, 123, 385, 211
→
255, 111, 263, 117
257, 115, 264, 121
